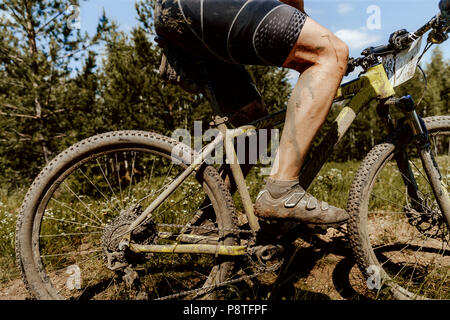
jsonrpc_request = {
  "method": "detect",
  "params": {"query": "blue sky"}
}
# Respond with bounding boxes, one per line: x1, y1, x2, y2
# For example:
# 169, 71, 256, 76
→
78, 0, 449, 81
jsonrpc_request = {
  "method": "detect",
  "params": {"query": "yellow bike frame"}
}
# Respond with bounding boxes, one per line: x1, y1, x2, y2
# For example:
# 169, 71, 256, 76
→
127, 63, 397, 257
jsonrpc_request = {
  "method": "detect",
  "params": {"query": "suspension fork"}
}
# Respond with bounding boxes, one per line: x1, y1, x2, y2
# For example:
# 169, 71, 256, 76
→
396, 96, 450, 227
377, 98, 423, 207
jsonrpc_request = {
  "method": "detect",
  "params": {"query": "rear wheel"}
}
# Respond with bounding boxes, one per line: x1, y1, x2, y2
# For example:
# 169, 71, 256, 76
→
15, 131, 239, 300
348, 116, 450, 300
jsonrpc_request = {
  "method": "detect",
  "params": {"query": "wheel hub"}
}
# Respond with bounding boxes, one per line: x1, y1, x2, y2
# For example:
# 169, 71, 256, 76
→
405, 197, 449, 243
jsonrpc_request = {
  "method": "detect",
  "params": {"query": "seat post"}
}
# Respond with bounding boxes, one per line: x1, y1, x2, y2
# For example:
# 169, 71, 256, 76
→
202, 66, 261, 233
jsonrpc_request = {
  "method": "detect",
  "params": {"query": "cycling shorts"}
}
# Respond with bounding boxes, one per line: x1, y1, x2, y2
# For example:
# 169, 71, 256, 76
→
154, 0, 307, 122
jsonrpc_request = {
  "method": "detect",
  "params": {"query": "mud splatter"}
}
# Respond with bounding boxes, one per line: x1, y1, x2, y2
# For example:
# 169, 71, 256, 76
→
321, 35, 339, 64
156, 0, 192, 34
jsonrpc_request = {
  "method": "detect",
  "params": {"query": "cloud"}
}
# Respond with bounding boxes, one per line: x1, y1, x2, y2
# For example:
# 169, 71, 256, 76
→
335, 27, 381, 50
287, 69, 299, 81
337, 3, 353, 15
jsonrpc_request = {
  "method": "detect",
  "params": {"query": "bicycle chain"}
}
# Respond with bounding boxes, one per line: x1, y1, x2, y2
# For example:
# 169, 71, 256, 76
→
155, 269, 265, 300
155, 223, 255, 235
148, 223, 281, 300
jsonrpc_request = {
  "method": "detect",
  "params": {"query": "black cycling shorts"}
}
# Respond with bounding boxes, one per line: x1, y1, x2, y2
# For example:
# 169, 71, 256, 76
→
154, 0, 307, 121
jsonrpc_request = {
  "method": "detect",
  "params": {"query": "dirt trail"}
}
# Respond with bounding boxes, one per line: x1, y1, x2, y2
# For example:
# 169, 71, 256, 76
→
0, 229, 368, 300
0, 278, 29, 300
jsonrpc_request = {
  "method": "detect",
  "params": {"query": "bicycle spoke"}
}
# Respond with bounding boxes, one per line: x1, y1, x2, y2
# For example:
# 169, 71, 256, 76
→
127, 151, 137, 201
410, 159, 431, 187
137, 161, 180, 204
43, 216, 103, 229
96, 158, 118, 203
115, 153, 123, 203
77, 168, 120, 215
150, 184, 203, 222
148, 156, 157, 189
370, 191, 406, 211
390, 157, 445, 211
40, 248, 102, 258
62, 182, 104, 225
49, 198, 103, 227
39, 231, 102, 238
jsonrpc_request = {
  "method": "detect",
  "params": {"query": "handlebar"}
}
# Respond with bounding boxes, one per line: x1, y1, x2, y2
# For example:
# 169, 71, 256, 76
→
346, 12, 448, 76
366, 15, 439, 55
440, 0, 450, 22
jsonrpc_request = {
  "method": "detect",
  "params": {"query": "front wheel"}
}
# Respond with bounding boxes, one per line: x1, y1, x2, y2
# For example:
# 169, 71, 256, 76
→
15, 131, 239, 300
348, 116, 450, 300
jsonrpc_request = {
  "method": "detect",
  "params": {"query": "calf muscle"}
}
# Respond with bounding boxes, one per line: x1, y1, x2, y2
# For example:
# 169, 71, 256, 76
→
270, 17, 348, 180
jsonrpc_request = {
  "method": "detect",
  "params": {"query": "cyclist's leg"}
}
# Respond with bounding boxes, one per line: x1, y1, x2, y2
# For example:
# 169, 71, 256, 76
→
155, 0, 349, 223
270, 17, 349, 180
157, 0, 347, 180
255, 17, 349, 224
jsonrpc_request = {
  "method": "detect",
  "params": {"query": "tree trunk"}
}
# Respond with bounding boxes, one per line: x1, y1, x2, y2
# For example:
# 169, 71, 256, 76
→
24, 0, 49, 163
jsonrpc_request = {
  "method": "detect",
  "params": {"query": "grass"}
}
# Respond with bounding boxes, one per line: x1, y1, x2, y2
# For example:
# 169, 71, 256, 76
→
0, 155, 448, 299
0, 187, 25, 284
0, 159, 359, 296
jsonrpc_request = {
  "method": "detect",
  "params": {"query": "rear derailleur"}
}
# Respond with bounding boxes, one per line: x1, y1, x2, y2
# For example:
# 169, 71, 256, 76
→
101, 204, 156, 297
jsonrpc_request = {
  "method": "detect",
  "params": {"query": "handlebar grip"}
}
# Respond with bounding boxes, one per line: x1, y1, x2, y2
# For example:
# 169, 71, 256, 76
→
440, 0, 450, 22
369, 44, 392, 54
440, 0, 450, 11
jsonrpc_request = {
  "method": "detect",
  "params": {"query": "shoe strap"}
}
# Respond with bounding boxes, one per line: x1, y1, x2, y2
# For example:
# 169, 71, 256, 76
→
284, 191, 306, 208
306, 197, 318, 210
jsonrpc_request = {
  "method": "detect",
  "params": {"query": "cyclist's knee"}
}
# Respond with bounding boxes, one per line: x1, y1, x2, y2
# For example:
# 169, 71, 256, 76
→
283, 19, 349, 75
331, 38, 349, 75
289, 35, 348, 74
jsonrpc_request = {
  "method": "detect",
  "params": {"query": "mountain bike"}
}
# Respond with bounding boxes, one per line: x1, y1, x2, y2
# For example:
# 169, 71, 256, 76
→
15, 9, 449, 300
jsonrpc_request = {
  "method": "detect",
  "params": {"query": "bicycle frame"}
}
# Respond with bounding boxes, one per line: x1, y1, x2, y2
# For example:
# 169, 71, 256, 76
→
124, 63, 398, 256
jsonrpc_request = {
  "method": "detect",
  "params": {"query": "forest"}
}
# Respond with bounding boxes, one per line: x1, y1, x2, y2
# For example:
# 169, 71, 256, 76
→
0, 0, 448, 189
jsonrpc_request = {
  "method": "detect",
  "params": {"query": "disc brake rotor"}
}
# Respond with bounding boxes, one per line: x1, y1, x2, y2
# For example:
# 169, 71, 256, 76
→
404, 196, 449, 243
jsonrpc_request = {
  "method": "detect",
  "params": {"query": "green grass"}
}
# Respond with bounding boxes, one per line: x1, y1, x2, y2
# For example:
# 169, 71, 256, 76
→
0, 160, 359, 290
0, 187, 25, 283
1, 157, 448, 299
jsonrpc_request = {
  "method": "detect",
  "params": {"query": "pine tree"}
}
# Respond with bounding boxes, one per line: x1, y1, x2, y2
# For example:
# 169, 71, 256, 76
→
0, 0, 107, 184
422, 48, 449, 116
397, 47, 449, 116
